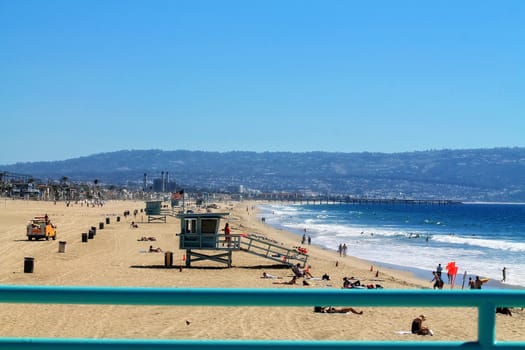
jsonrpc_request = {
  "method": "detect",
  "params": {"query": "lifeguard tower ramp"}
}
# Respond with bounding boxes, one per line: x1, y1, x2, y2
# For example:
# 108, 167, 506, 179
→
238, 235, 308, 267
177, 212, 308, 268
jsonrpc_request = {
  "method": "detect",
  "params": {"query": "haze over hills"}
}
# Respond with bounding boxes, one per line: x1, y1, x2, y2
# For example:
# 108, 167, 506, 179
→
2, 148, 525, 202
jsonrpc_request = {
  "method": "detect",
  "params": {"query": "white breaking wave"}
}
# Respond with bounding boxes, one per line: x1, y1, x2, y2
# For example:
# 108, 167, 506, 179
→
432, 235, 525, 252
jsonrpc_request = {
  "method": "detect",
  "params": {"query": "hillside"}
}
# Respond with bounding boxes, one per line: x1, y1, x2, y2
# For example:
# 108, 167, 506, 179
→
2, 148, 525, 201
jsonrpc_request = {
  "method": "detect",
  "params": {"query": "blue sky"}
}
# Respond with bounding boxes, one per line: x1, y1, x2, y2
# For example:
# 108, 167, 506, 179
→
1, 0, 524, 164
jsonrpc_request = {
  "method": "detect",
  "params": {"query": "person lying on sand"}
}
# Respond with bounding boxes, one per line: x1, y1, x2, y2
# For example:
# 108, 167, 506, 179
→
303, 265, 314, 278
148, 245, 163, 253
342, 277, 362, 289
138, 236, 156, 241
496, 307, 512, 316
262, 272, 281, 279
314, 306, 363, 314
273, 276, 297, 285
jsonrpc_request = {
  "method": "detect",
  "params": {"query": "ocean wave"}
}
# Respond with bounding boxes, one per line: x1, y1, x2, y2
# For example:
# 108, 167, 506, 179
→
432, 235, 525, 252
260, 203, 525, 287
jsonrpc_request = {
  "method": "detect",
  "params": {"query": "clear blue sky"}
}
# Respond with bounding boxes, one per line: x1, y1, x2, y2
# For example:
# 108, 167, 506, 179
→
1, 0, 524, 164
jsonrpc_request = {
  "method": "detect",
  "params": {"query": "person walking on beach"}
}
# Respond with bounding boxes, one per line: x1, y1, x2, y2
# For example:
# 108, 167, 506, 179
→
431, 271, 444, 290
307, 235, 311, 245
501, 267, 507, 283
338, 244, 343, 257
302, 234, 306, 245
436, 263, 443, 278
342, 243, 347, 256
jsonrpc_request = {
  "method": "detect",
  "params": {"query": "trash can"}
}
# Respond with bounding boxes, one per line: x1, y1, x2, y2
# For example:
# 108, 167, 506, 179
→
58, 241, 67, 253
88, 230, 94, 239
105, 217, 110, 225
24, 257, 34, 273
82, 232, 88, 243
91, 226, 97, 234
99, 222, 104, 230
164, 251, 173, 267
116, 216, 120, 222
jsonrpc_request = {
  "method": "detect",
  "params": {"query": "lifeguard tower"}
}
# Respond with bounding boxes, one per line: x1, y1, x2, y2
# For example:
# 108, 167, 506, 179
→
177, 212, 237, 267
177, 212, 310, 269
145, 200, 168, 223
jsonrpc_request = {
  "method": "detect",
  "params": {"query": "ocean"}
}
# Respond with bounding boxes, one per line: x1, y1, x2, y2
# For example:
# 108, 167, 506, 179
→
258, 202, 525, 289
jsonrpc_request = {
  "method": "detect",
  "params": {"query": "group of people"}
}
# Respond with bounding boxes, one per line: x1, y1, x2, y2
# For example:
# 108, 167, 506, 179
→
468, 276, 488, 289
291, 263, 313, 278
337, 243, 348, 257
434, 263, 493, 290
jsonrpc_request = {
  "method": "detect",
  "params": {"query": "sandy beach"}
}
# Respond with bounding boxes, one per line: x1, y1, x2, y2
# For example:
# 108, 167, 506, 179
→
0, 199, 523, 341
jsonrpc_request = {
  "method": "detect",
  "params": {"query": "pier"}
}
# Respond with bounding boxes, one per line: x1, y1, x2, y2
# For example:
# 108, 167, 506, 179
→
254, 193, 460, 206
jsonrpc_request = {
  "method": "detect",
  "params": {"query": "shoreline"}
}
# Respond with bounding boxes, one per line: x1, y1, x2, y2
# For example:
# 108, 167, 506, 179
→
255, 202, 524, 291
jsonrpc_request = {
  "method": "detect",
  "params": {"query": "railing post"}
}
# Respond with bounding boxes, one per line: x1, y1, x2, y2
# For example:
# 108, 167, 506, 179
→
478, 301, 496, 350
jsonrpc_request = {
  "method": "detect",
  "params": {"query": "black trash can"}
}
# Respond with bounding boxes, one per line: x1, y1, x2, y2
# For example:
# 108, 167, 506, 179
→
116, 216, 120, 222
91, 226, 97, 234
82, 232, 88, 242
58, 241, 67, 253
24, 257, 34, 273
88, 230, 94, 239
106, 217, 110, 225
164, 251, 173, 267
99, 222, 104, 230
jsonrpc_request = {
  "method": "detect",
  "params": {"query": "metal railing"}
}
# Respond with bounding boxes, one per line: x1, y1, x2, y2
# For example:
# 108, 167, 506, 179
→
0, 285, 523, 349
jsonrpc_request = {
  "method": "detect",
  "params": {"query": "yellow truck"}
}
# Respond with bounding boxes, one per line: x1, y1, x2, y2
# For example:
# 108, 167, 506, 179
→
27, 216, 57, 241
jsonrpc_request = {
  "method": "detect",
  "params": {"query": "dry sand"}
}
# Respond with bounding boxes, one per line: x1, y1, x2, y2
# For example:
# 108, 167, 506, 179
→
0, 199, 523, 341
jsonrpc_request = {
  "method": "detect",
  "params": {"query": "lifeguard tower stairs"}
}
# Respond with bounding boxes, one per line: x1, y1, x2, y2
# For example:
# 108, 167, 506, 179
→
177, 213, 308, 268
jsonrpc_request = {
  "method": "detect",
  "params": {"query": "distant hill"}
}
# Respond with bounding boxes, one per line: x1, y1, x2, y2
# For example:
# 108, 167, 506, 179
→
2, 148, 525, 202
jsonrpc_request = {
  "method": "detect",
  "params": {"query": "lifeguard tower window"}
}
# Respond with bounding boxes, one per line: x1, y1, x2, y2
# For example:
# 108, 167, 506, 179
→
201, 219, 218, 234
185, 219, 197, 233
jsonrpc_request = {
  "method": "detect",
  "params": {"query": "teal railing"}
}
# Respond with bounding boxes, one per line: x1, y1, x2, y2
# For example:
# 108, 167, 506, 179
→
0, 285, 523, 349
